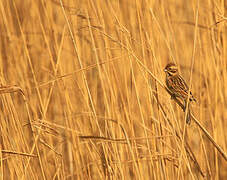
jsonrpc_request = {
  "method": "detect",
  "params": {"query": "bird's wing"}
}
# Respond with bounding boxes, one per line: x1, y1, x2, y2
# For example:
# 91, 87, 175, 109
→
170, 75, 189, 98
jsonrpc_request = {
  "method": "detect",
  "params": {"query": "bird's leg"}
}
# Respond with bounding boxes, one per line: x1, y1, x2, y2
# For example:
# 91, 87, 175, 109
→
183, 100, 186, 112
184, 100, 191, 124
186, 109, 191, 124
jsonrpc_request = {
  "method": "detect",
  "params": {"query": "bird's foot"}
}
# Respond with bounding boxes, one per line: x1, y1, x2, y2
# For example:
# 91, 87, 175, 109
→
171, 94, 176, 100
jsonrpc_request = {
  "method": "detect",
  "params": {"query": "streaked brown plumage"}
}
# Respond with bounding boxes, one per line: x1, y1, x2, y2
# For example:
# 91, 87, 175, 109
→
164, 63, 196, 124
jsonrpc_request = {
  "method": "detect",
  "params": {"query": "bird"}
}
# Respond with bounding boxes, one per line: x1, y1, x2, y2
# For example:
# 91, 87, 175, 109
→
164, 63, 196, 124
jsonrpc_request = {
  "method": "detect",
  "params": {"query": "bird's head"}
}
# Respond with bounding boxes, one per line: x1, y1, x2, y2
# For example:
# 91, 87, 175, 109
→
164, 63, 178, 76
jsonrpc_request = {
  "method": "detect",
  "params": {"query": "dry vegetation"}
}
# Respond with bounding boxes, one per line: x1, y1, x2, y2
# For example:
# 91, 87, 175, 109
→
0, 0, 226, 179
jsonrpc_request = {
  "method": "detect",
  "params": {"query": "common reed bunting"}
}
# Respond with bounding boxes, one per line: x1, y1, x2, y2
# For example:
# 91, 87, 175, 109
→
164, 63, 196, 124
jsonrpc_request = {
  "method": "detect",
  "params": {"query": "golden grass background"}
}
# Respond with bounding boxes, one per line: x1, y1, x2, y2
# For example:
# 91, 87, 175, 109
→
0, 0, 226, 179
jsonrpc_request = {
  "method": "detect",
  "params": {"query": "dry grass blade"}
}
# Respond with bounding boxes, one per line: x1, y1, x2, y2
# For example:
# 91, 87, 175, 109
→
1, 150, 37, 158
0, 85, 24, 96
191, 114, 227, 161
0, 0, 226, 179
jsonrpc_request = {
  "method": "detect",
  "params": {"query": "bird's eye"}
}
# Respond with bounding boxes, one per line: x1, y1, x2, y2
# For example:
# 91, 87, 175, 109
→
170, 69, 177, 73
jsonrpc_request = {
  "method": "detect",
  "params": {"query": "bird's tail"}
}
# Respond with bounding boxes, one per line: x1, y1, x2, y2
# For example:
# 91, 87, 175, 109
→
189, 92, 196, 102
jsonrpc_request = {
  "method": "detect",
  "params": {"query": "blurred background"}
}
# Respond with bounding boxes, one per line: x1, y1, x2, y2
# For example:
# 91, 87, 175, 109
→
0, 0, 226, 179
